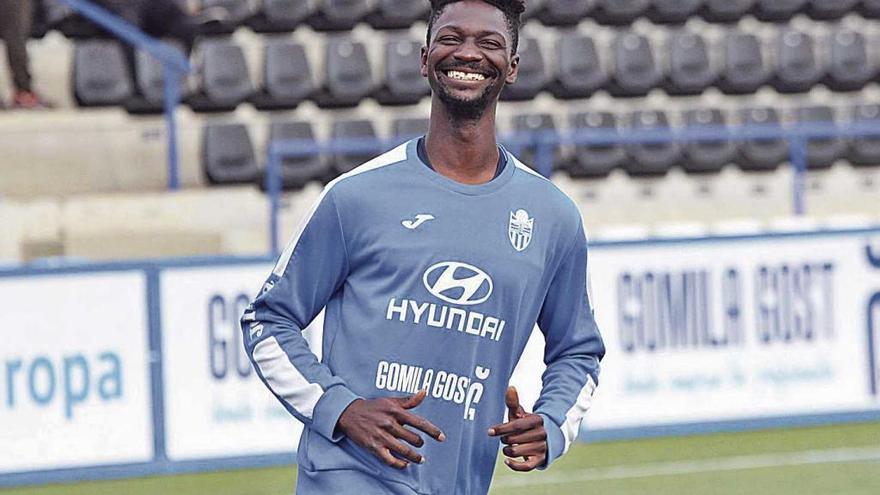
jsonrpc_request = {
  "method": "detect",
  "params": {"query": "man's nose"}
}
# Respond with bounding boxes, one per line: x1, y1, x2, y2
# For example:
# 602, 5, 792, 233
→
453, 39, 483, 62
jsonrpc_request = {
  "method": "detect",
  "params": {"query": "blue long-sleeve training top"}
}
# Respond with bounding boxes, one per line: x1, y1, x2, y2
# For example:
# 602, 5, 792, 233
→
242, 138, 605, 495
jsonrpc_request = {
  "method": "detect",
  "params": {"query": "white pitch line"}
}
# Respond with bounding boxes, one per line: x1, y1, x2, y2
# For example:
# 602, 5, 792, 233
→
492, 446, 880, 488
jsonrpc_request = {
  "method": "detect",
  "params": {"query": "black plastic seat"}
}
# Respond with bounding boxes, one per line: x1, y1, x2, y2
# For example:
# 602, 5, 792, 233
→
330, 120, 381, 176
202, 123, 259, 184
252, 41, 314, 110
848, 104, 880, 167
718, 32, 767, 95
609, 33, 661, 97
773, 30, 823, 94
265, 121, 328, 189
511, 114, 559, 170
314, 38, 374, 108
550, 33, 606, 99
807, 0, 859, 20
753, 0, 807, 21
376, 39, 430, 106
367, 0, 431, 29
501, 37, 548, 101
825, 30, 874, 92
126, 42, 189, 114
308, 0, 372, 31
859, 0, 880, 18
391, 118, 430, 144
46, 0, 101, 39
537, 0, 593, 26
248, 0, 315, 33
592, 0, 649, 25
522, 0, 547, 20
647, 0, 703, 24
666, 32, 715, 96
624, 111, 680, 177
701, 0, 754, 22
736, 107, 788, 172
198, 0, 257, 35
73, 40, 133, 107
682, 108, 735, 174
797, 106, 844, 170
189, 41, 254, 112
569, 112, 625, 178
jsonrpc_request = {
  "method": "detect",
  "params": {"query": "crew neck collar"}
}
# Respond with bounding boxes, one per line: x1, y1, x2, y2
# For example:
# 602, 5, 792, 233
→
407, 137, 515, 196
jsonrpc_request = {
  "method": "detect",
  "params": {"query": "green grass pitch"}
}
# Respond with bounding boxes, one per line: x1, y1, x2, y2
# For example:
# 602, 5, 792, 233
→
5, 422, 879, 495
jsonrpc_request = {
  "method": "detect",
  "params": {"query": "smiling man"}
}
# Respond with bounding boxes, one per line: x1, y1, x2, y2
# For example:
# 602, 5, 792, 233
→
241, 1, 605, 493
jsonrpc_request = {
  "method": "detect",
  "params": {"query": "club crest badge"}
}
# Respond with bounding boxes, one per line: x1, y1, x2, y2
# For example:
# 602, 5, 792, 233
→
509, 209, 534, 252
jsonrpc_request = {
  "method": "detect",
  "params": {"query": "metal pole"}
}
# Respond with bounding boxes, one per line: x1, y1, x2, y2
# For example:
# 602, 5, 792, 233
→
266, 150, 282, 256
788, 137, 808, 216
162, 66, 181, 191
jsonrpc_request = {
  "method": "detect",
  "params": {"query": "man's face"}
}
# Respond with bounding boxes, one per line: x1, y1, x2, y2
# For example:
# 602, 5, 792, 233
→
421, 0, 519, 120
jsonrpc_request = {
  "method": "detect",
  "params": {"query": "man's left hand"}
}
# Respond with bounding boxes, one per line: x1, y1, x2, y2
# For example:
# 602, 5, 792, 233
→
487, 386, 547, 471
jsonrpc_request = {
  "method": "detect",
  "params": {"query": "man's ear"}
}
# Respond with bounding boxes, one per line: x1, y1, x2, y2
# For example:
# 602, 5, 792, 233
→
420, 46, 429, 78
506, 53, 520, 85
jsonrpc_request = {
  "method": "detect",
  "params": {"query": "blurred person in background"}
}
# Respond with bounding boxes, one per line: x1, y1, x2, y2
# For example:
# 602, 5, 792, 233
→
0, 0, 52, 109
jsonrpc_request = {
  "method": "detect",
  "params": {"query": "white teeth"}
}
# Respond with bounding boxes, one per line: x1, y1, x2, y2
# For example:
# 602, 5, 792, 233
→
446, 70, 486, 81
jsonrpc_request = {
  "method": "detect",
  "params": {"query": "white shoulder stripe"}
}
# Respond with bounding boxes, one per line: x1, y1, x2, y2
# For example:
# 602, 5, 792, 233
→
272, 142, 409, 277
511, 156, 548, 180
253, 336, 324, 419
561, 375, 597, 454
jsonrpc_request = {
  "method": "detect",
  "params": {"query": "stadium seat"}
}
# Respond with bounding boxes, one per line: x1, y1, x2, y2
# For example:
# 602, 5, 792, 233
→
609, 33, 662, 97
522, 0, 547, 20
314, 38, 374, 109
736, 107, 788, 172
265, 121, 328, 189
391, 118, 430, 144
202, 123, 259, 185
73, 40, 133, 107
568, 112, 625, 178
126, 43, 189, 114
366, 0, 431, 29
375, 39, 431, 106
510, 114, 559, 171
647, 0, 703, 24
718, 32, 767, 95
807, 0, 859, 20
592, 0, 649, 26
753, 0, 807, 22
701, 0, 754, 23
197, 0, 256, 35
665, 32, 715, 96
45, 0, 101, 39
549, 33, 606, 99
797, 106, 844, 170
330, 120, 381, 176
248, 0, 315, 33
825, 30, 874, 92
537, 0, 593, 26
859, 0, 880, 18
624, 111, 680, 177
501, 37, 548, 101
188, 41, 253, 112
252, 41, 314, 110
772, 30, 823, 94
848, 104, 880, 167
308, 0, 372, 31
682, 109, 735, 174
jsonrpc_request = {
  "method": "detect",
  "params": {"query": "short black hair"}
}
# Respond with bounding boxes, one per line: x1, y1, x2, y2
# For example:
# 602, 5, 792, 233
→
426, 0, 526, 55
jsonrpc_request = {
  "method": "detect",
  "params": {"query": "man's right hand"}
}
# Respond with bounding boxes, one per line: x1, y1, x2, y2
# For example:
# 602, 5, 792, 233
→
335, 389, 446, 469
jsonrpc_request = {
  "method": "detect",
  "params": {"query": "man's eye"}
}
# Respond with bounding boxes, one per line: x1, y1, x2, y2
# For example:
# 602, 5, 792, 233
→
439, 36, 459, 44
481, 40, 502, 49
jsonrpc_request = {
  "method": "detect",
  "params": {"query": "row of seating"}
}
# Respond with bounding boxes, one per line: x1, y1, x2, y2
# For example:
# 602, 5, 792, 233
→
37, 0, 880, 38
73, 26, 880, 112
201, 104, 880, 189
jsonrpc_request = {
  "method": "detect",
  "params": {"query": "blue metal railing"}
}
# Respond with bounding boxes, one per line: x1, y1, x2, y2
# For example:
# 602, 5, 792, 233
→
264, 120, 880, 255
62, 0, 192, 190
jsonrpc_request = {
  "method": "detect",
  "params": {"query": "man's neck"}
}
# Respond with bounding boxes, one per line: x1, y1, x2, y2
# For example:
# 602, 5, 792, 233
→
424, 99, 500, 185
